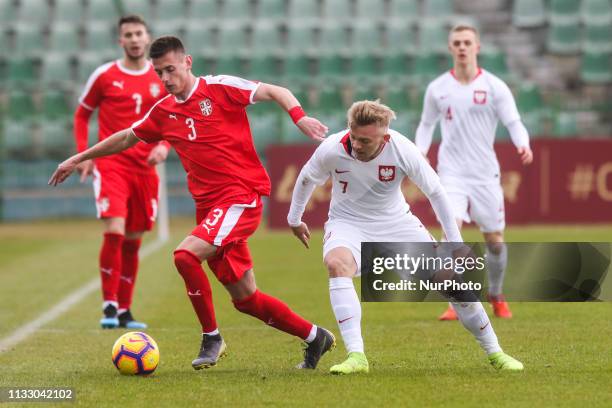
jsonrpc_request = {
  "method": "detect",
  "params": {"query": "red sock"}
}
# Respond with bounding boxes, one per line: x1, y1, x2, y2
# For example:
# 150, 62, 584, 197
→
173, 250, 218, 333
233, 290, 313, 340
118, 238, 141, 310
99, 233, 124, 302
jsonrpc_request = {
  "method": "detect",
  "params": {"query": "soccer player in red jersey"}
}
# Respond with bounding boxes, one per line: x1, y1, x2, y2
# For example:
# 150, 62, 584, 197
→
52, 36, 336, 370
74, 16, 170, 329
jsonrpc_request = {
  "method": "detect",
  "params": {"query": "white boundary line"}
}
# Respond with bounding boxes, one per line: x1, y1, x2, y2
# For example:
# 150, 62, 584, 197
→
0, 239, 168, 353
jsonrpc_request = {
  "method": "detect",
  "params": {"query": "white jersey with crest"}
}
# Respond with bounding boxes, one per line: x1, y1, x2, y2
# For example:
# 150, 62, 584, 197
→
416, 68, 524, 185
300, 129, 442, 224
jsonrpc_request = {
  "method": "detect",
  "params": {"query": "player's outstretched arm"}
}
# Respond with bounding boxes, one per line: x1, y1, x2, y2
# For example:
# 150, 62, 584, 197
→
414, 84, 439, 157
49, 128, 139, 186
73, 105, 96, 182
287, 168, 320, 249
415, 121, 435, 158
400, 138, 463, 242
506, 120, 533, 165
494, 78, 533, 165
427, 185, 463, 243
253, 83, 328, 141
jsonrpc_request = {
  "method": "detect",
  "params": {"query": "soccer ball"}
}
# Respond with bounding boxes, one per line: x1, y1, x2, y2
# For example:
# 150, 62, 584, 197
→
111, 332, 159, 375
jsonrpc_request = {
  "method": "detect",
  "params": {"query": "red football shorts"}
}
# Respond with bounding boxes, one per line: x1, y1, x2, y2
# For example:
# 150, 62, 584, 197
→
192, 195, 263, 285
92, 167, 159, 233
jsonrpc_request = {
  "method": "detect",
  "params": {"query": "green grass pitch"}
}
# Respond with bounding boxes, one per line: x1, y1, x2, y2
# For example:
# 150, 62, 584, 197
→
0, 218, 611, 407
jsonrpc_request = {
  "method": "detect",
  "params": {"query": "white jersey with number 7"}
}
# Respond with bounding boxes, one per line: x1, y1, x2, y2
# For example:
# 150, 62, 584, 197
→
299, 129, 443, 224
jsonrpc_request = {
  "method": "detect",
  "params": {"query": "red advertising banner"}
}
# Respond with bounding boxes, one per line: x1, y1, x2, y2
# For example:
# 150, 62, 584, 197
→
535, 139, 612, 222
266, 139, 612, 229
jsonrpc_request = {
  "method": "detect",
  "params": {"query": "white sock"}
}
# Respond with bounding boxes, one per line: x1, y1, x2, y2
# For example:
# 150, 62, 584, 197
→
486, 244, 507, 296
329, 277, 363, 353
305, 324, 318, 343
204, 328, 219, 336
452, 302, 502, 355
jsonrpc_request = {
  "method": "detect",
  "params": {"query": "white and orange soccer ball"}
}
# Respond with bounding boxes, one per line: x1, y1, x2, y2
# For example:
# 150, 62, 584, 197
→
111, 332, 159, 375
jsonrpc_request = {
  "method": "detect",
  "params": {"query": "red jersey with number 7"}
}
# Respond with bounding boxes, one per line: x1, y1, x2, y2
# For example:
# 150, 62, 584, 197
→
131, 75, 271, 208
78, 60, 166, 174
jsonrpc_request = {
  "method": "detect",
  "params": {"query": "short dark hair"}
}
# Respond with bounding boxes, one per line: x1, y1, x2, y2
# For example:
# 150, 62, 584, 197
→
118, 14, 148, 31
149, 36, 185, 59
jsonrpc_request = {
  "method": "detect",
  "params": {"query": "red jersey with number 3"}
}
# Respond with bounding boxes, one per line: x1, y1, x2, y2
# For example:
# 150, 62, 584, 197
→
131, 75, 271, 208
79, 60, 166, 174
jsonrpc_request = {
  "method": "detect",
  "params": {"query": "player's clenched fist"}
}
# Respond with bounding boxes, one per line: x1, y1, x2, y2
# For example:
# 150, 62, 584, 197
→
296, 116, 328, 142
49, 156, 80, 186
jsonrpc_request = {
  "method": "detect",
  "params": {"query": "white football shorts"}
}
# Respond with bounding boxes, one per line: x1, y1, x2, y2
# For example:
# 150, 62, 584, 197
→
322, 211, 436, 276
441, 178, 505, 233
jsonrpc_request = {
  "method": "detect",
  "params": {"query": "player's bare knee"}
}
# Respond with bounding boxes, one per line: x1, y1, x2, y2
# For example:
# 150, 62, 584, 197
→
484, 232, 504, 254
231, 279, 257, 314
176, 235, 217, 260
487, 242, 504, 255
325, 256, 354, 278
226, 269, 256, 301
103, 217, 125, 235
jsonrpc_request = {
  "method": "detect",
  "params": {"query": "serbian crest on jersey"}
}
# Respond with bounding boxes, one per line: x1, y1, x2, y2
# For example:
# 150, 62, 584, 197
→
149, 83, 161, 98
379, 165, 396, 182
473, 90, 487, 104
199, 99, 213, 116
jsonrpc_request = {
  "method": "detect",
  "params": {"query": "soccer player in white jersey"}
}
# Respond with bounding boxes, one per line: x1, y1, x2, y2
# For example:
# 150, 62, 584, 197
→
288, 100, 524, 374
415, 25, 533, 321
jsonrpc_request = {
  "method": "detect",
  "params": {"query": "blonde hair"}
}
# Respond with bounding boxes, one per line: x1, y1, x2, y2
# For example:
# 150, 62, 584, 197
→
347, 99, 396, 129
449, 24, 480, 42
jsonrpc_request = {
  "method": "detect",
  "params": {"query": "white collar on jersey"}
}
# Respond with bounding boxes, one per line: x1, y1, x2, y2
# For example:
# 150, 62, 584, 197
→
175, 76, 200, 103
116, 59, 151, 76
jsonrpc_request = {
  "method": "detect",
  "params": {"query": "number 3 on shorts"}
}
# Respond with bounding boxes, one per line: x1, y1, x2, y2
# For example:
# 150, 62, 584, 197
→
204, 208, 224, 227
